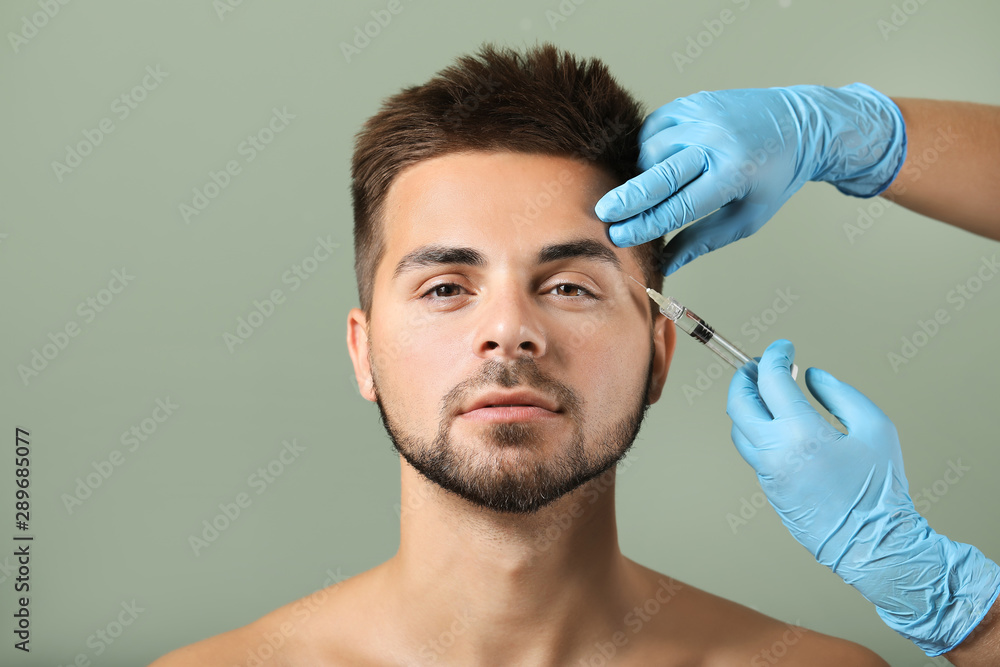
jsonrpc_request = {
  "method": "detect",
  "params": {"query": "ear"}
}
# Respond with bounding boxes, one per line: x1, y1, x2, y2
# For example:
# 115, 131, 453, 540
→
646, 314, 675, 405
346, 307, 377, 403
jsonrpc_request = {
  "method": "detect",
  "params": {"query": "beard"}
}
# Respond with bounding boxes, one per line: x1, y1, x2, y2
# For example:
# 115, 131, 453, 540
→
370, 339, 655, 515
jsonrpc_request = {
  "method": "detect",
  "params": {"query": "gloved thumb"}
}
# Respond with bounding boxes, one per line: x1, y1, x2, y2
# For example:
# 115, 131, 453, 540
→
804, 367, 889, 436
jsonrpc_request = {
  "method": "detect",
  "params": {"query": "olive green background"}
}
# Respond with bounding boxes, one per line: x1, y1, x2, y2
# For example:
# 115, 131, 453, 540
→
1, 1, 998, 665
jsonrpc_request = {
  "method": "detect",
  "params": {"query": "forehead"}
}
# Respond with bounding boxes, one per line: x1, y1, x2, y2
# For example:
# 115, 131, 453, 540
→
378, 151, 639, 279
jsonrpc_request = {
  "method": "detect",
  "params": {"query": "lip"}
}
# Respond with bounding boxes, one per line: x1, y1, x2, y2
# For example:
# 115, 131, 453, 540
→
459, 405, 561, 422
462, 390, 560, 414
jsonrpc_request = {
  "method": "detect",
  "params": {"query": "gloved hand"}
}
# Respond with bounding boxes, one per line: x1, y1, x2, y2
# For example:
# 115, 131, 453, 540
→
596, 83, 907, 276
727, 339, 1000, 657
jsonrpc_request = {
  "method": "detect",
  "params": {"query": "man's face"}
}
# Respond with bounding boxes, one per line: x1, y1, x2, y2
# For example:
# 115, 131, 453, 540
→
347, 151, 673, 514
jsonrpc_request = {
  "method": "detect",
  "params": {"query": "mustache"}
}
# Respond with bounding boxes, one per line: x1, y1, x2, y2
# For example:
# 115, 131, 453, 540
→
440, 357, 581, 418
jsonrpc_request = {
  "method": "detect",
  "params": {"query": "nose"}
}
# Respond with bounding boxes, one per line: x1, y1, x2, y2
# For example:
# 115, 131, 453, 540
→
474, 284, 546, 361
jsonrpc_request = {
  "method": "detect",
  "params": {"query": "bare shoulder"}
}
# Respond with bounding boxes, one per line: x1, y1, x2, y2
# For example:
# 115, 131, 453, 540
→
146, 622, 271, 667
706, 604, 891, 667
625, 559, 889, 667
147, 569, 377, 667
146, 607, 318, 667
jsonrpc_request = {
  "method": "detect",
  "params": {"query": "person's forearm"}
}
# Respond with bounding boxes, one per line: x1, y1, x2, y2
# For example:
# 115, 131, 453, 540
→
881, 98, 1000, 240
943, 594, 1000, 666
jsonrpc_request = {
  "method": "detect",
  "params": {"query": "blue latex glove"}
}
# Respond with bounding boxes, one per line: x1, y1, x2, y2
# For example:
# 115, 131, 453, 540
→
596, 83, 907, 276
727, 339, 1000, 657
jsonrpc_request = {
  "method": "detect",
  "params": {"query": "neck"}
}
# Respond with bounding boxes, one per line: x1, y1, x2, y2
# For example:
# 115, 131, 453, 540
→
381, 460, 640, 665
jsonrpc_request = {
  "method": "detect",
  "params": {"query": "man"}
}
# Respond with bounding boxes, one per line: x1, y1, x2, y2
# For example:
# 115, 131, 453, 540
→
150, 43, 887, 665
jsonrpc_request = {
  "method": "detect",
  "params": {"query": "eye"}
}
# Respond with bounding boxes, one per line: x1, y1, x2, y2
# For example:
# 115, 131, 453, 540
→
420, 283, 467, 300
418, 282, 597, 301
548, 283, 595, 298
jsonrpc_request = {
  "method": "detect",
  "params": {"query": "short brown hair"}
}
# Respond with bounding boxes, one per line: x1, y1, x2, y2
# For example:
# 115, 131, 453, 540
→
350, 42, 664, 318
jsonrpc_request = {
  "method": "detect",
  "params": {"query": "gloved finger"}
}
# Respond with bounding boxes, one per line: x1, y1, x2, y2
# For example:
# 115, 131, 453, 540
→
803, 367, 892, 437
756, 340, 816, 421
658, 200, 759, 276
595, 147, 707, 222
607, 175, 730, 247
730, 422, 763, 471
637, 124, 713, 172
637, 98, 687, 145
726, 360, 775, 444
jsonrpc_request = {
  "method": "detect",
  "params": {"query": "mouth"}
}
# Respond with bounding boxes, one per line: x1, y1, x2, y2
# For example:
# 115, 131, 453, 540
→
458, 389, 562, 422
459, 405, 560, 422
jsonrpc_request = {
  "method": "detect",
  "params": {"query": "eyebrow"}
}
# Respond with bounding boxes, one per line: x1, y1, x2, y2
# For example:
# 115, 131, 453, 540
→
392, 238, 622, 280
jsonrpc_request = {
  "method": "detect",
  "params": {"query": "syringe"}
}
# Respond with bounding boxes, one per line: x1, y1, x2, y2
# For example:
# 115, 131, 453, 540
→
628, 275, 798, 380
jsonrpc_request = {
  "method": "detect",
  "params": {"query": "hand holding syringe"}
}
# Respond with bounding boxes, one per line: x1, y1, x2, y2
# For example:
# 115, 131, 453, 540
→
628, 275, 798, 380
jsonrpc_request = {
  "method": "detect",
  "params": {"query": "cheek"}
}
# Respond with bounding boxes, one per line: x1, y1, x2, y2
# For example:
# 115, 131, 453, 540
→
569, 323, 650, 410
372, 314, 466, 414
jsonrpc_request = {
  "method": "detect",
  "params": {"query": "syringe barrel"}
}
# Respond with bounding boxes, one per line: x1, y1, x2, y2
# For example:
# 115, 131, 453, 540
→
673, 308, 754, 370
658, 298, 799, 379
